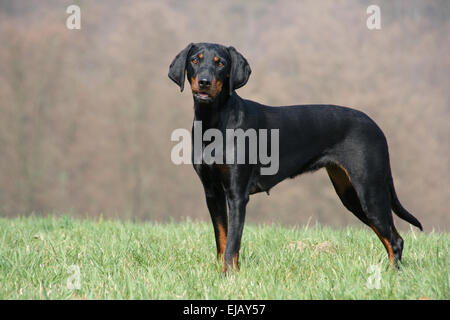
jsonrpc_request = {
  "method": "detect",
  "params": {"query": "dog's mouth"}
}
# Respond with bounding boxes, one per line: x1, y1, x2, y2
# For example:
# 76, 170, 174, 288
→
193, 91, 213, 103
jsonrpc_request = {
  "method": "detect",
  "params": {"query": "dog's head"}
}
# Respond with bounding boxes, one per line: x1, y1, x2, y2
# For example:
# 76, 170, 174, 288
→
168, 43, 251, 103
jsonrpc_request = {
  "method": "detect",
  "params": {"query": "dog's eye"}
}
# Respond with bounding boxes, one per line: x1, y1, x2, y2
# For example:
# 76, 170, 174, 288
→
214, 56, 224, 68
192, 58, 198, 65
215, 60, 224, 68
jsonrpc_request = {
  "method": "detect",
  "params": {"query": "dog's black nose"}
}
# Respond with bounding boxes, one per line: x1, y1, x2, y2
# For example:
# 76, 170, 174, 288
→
198, 78, 211, 89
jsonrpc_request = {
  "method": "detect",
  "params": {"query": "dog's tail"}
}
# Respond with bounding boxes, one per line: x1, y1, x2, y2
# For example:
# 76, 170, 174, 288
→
388, 168, 423, 231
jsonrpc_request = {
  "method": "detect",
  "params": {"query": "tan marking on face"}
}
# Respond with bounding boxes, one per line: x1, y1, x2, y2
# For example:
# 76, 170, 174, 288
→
214, 56, 219, 62
190, 75, 223, 98
210, 77, 223, 97
198, 53, 204, 59
190, 76, 199, 92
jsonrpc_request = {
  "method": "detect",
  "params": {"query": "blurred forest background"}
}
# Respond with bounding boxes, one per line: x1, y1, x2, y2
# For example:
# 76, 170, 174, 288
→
0, 0, 448, 231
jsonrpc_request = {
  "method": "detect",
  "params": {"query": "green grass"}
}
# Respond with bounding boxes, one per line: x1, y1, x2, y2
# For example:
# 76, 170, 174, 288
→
0, 215, 448, 299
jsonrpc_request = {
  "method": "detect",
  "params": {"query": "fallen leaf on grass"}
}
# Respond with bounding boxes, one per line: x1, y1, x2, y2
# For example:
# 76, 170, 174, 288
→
288, 241, 308, 251
288, 241, 335, 255
314, 241, 335, 255
33, 234, 44, 240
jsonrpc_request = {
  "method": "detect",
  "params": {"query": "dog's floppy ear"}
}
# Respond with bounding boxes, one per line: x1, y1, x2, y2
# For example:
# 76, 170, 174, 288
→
168, 43, 194, 92
227, 46, 251, 95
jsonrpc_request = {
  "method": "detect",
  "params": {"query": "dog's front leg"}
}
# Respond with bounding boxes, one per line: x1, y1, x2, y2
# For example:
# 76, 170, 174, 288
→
203, 184, 228, 262
223, 191, 249, 273
196, 166, 229, 262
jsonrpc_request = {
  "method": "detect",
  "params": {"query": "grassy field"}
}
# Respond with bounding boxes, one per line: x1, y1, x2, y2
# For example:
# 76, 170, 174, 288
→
0, 215, 448, 299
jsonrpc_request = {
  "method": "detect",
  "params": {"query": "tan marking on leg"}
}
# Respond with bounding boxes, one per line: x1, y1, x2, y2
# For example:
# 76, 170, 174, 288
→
232, 253, 240, 270
370, 225, 396, 266
221, 253, 240, 273
217, 223, 227, 260
326, 164, 353, 196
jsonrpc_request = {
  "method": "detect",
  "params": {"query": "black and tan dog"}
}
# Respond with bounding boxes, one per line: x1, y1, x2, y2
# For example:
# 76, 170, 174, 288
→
168, 42, 422, 272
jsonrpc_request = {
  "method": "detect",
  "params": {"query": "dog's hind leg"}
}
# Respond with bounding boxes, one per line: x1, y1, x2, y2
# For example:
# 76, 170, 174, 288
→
326, 165, 370, 226
354, 180, 404, 267
327, 164, 403, 267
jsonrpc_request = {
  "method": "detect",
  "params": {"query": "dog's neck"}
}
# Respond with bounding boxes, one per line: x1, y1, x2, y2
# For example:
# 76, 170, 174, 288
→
193, 91, 234, 130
